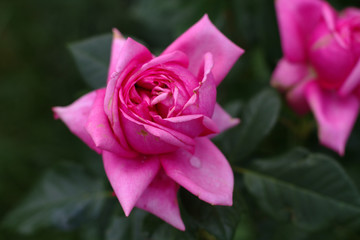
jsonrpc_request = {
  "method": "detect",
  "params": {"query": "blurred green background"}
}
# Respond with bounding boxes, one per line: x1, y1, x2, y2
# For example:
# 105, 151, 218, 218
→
1, 0, 360, 239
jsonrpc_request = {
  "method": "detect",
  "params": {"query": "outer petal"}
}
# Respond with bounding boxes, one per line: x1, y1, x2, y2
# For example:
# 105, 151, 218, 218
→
321, 2, 337, 32
135, 170, 185, 231
86, 89, 137, 157
271, 58, 310, 91
211, 103, 240, 133
162, 14, 244, 85
103, 151, 161, 216
305, 81, 359, 155
52, 91, 100, 153
107, 29, 127, 83
286, 79, 312, 115
107, 89, 133, 151
342, 7, 360, 18
275, 0, 323, 62
161, 137, 234, 206
181, 53, 217, 118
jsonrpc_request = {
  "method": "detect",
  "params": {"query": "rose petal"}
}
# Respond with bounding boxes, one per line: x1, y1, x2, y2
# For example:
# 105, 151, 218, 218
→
152, 114, 219, 138
162, 14, 244, 86
140, 50, 189, 71
275, 0, 323, 62
135, 170, 185, 231
305, 81, 359, 155
108, 89, 134, 150
103, 151, 160, 216
86, 89, 137, 157
120, 109, 195, 154
104, 38, 153, 121
309, 20, 356, 89
107, 29, 127, 83
340, 57, 360, 96
52, 91, 101, 153
342, 7, 360, 18
161, 64, 198, 97
286, 79, 312, 115
271, 58, 310, 91
321, 2, 338, 32
181, 53, 217, 118
211, 103, 240, 133
161, 137, 234, 206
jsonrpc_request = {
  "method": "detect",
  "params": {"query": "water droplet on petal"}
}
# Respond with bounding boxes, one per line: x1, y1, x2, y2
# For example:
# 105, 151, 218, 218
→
190, 156, 202, 168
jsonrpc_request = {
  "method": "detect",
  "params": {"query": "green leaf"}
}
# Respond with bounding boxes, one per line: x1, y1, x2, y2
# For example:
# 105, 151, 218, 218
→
221, 88, 280, 161
2, 162, 110, 234
250, 48, 271, 83
232, 214, 255, 240
180, 183, 243, 240
69, 33, 112, 89
242, 148, 360, 230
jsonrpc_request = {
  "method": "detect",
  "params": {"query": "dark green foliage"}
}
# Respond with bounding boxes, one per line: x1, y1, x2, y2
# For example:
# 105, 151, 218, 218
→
243, 148, 360, 230
215, 88, 281, 161
2, 0, 360, 239
69, 34, 112, 89
3, 162, 110, 234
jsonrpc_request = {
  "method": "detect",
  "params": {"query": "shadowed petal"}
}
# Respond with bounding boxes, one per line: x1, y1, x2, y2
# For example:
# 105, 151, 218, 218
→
305, 81, 359, 155
286, 79, 312, 115
340, 58, 360, 96
52, 91, 100, 153
271, 58, 310, 91
103, 151, 161, 216
86, 89, 137, 157
136, 170, 185, 231
161, 137, 234, 206
162, 14, 244, 86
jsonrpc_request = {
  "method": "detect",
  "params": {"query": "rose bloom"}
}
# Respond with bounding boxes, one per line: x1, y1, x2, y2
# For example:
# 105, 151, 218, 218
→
53, 15, 244, 230
272, 0, 360, 155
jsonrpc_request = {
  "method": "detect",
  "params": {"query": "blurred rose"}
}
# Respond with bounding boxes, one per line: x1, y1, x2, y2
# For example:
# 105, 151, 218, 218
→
53, 15, 244, 230
272, 0, 360, 155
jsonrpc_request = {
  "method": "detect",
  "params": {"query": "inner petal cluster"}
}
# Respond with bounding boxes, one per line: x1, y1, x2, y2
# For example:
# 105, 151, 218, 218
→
124, 66, 191, 120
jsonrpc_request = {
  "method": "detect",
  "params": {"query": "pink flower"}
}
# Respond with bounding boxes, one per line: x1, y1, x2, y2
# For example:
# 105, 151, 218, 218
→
53, 15, 244, 230
272, 0, 360, 155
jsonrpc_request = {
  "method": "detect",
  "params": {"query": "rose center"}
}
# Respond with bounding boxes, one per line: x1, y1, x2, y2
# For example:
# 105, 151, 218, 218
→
126, 68, 188, 120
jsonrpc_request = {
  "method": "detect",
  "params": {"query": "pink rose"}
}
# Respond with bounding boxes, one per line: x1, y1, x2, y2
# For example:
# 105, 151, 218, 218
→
53, 15, 244, 230
272, 0, 360, 155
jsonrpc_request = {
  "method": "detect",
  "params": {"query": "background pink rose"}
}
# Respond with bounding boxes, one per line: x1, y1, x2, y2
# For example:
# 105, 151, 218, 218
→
53, 15, 244, 230
272, 0, 360, 155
